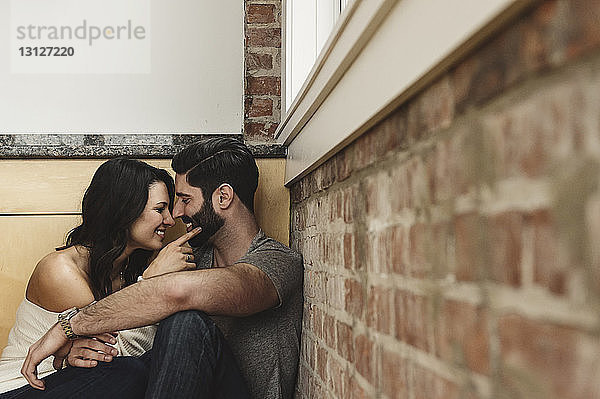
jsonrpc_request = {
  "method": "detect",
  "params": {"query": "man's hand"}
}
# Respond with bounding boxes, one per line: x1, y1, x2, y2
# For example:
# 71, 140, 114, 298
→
51, 341, 72, 371
143, 227, 201, 279
63, 333, 119, 368
21, 323, 69, 390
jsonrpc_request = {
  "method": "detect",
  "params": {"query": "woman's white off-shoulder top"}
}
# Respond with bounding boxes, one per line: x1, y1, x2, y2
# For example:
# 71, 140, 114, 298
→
0, 298, 155, 393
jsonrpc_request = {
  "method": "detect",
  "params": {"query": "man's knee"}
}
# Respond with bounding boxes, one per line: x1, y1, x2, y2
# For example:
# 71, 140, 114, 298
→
105, 356, 148, 381
157, 311, 220, 339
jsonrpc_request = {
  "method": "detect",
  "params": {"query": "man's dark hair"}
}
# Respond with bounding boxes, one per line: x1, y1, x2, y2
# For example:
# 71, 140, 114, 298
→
172, 137, 259, 213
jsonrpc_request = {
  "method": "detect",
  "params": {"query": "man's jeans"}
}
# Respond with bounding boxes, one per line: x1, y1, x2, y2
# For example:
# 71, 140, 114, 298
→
0, 357, 148, 399
0, 311, 250, 399
142, 310, 251, 399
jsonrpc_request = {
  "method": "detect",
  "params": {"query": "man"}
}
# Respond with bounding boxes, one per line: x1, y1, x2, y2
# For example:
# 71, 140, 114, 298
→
21, 138, 304, 398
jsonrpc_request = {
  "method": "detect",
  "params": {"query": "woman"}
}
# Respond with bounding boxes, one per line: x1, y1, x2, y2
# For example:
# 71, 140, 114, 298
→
0, 158, 194, 397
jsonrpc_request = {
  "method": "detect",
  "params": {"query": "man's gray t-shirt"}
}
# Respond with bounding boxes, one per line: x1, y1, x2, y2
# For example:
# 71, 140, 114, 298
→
193, 230, 303, 399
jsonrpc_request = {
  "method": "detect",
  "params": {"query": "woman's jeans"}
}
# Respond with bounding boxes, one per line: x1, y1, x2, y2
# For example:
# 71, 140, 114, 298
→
0, 311, 250, 399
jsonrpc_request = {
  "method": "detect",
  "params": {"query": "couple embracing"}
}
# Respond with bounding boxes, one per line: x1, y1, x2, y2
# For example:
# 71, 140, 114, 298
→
0, 138, 303, 399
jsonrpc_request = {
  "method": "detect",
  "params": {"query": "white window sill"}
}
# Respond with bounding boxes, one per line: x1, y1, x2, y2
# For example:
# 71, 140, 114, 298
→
277, 0, 537, 186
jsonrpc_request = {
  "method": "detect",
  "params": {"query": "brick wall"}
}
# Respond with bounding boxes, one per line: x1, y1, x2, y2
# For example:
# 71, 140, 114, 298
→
290, 1, 600, 398
244, 0, 281, 142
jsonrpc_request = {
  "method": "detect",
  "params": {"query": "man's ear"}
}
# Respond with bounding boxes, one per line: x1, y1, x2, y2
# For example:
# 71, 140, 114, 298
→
215, 183, 234, 209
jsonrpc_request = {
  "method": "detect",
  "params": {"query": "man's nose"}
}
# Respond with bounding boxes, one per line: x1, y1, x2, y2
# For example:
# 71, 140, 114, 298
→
172, 200, 184, 218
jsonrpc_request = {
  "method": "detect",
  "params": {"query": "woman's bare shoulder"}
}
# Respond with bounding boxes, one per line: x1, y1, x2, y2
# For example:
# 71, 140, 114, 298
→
26, 247, 95, 312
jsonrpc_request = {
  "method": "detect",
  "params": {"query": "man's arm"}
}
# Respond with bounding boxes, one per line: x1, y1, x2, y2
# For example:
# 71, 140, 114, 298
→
21, 262, 279, 389
72, 262, 278, 335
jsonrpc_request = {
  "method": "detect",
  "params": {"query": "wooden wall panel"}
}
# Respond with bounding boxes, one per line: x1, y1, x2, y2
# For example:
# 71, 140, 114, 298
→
255, 158, 290, 246
0, 216, 80, 348
0, 159, 172, 214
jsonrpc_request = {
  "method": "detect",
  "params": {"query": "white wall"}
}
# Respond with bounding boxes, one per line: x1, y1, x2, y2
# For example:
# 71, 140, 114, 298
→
0, 0, 244, 134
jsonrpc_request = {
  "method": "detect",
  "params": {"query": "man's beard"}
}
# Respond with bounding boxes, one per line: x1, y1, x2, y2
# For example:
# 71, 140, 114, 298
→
182, 201, 225, 248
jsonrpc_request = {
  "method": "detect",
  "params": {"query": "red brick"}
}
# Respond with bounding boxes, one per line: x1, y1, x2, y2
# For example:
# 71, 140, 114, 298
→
349, 375, 369, 399
354, 334, 375, 384
450, 21, 522, 112
493, 101, 551, 179
290, 185, 302, 205
408, 157, 430, 211
367, 285, 393, 335
314, 271, 327, 303
316, 346, 328, 382
389, 164, 410, 213
367, 228, 394, 274
336, 320, 354, 363
296, 206, 306, 230
430, 223, 450, 278
454, 212, 482, 281
246, 4, 276, 24
558, 0, 600, 64
397, 291, 431, 352
380, 349, 408, 398
418, 76, 455, 137
390, 225, 406, 275
413, 365, 460, 399
244, 97, 273, 118
344, 278, 364, 320
489, 212, 522, 286
323, 313, 336, 349
334, 148, 353, 182
303, 271, 318, 304
498, 314, 599, 399
432, 139, 458, 203
451, 56, 480, 115
528, 210, 566, 294
327, 190, 338, 222
245, 52, 273, 71
364, 175, 377, 218
246, 76, 281, 96
326, 358, 345, 397
437, 300, 490, 375
413, 366, 433, 399
352, 130, 376, 169
343, 232, 354, 270
342, 185, 356, 223
246, 27, 281, 47
361, 114, 403, 162
409, 223, 430, 278
405, 101, 421, 145
310, 306, 323, 338
315, 158, 336, 191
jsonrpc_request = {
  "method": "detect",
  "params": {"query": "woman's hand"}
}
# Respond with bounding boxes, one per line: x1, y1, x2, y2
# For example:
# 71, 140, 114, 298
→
22, 323, 69, 390
63, 333, 119, 368
142, 227, 201, 279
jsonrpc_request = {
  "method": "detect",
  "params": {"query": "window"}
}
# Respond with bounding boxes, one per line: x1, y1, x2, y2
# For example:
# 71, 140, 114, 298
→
284, 0, 348, 112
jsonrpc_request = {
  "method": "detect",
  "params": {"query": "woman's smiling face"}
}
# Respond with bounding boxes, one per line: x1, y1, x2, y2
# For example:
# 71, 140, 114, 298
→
127, 181, 175, 251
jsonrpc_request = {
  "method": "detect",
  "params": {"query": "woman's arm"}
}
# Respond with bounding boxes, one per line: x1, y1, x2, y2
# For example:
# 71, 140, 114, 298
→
25, 251, 119, 371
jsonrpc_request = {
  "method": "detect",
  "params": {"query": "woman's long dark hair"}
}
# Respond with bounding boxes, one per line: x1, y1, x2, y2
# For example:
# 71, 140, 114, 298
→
59, 158, 175, 300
